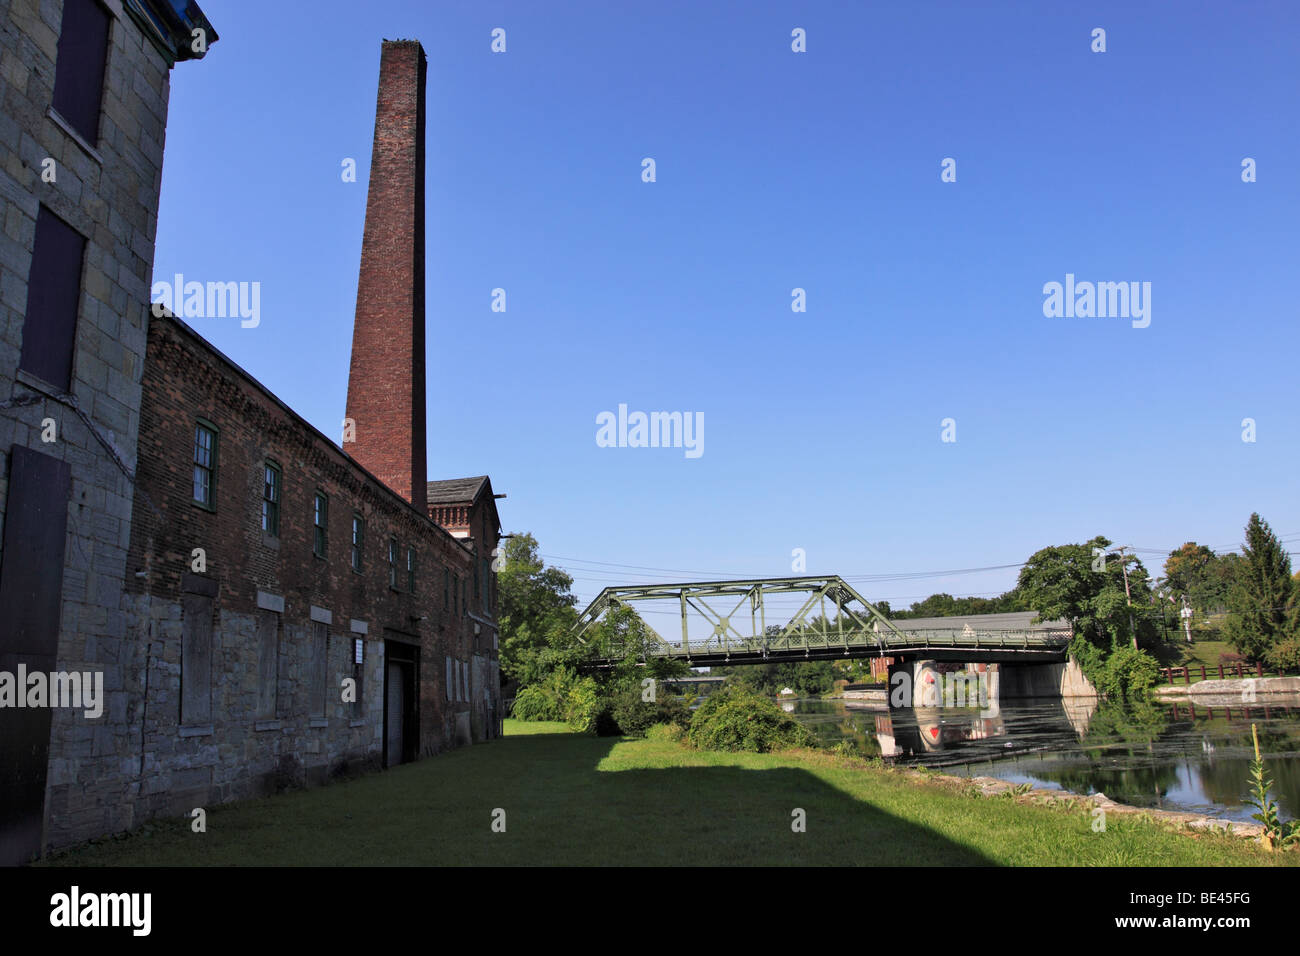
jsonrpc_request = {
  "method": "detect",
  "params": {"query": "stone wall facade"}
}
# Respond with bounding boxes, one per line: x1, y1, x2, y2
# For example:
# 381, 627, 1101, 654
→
0, 0, 216, 863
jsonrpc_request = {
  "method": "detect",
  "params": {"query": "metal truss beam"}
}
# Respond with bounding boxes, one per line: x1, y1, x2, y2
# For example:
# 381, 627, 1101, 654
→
571, 575, 1070, 668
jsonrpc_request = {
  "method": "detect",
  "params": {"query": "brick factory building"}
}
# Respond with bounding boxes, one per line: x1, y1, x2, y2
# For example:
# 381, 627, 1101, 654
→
123, 307, 502, 822
118, 37, 503, 834
2, 17, 502, 863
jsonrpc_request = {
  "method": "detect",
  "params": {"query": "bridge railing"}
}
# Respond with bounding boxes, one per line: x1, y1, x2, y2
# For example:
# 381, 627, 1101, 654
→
889, 628, 1073, 650
599, 627, 1072, 662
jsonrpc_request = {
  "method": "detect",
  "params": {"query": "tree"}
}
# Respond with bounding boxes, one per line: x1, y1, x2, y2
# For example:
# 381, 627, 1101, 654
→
712, 660, 835, 697
889, 589, 1024, 620
1016, 536, 1157, 649
1223, 514, 1297, 662
1164, 542, 1213, 596
497, 533, 579, 685
1163, 542, 1235, 613
1016, 536, 1161, 700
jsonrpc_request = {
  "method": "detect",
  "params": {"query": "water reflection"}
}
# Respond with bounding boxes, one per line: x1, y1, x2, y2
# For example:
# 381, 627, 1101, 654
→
788, 695, 1300, 823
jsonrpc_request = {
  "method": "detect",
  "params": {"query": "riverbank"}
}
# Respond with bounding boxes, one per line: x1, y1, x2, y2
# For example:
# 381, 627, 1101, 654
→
1155, 676, 1300, 700
38, 721, 1293, 866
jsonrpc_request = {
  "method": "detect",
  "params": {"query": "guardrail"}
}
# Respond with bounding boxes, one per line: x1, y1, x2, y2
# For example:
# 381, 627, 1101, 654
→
605, 627, 1072, 661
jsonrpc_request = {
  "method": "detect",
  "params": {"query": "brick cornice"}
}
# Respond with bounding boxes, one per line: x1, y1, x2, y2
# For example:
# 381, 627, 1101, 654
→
147, 317, 466, 553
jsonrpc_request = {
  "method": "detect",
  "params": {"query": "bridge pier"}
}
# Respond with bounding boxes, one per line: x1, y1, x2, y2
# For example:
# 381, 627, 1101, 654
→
997, 657, 1097, 699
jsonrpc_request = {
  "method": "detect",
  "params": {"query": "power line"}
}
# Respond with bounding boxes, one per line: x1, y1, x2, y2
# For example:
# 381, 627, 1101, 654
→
545, 553, 1028, 583
548, 533, 1300, 587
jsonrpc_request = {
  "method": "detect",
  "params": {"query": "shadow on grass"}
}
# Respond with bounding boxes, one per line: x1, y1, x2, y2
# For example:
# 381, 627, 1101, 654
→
39, 731, 996, 866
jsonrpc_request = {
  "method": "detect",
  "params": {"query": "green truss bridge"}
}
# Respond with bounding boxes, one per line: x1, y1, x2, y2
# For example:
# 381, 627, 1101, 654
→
572, 575, 1072, 669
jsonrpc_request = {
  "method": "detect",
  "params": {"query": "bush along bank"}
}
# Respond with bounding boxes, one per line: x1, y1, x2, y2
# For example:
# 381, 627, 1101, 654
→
508, 662, 691, 737
511, 671, 821, 754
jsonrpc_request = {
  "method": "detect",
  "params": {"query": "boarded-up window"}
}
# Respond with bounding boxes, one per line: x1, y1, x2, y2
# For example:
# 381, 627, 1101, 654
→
52, 0, 111, 144
256, 610, 279, 720
0, 447, 71, 866
19, 206, 86, 391
310, 621, 328, 719
181, 593, 213, 725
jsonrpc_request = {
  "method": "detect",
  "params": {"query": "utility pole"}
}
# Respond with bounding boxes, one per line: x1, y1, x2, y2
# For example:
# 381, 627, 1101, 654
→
1114, 546, 1137, 650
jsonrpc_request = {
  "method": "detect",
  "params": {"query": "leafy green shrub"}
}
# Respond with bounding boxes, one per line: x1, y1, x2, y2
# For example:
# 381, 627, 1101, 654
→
606, 684, 690, 738
1266, 638, 1300, 675
1070, 636, 1159, 702
1102, 643, 1160, 700
645, 722, 685, 743
686, 686, 814, 753
564, 676, 601, 733
592, 703, 621, 737
511, 666, 602, 730
511, 683, 565, 721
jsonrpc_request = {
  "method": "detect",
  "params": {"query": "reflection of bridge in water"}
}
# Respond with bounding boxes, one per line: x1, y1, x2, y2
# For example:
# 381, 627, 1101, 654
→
870, 698, 1100, 765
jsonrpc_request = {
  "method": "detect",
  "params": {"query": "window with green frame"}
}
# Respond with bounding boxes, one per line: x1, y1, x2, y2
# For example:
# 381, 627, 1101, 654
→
388, 537, 399, 589
351, 513, 364, 571
261, 461, 281, 536
407, 547, 416, 593
193, 421, 217, 509
313, 492, 328, 557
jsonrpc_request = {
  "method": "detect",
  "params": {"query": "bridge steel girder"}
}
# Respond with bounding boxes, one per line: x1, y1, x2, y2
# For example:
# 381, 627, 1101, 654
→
570, 575, 1071, 669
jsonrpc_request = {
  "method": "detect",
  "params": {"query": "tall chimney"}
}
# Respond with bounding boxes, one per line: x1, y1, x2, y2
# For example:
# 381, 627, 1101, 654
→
345, 40, 427, 512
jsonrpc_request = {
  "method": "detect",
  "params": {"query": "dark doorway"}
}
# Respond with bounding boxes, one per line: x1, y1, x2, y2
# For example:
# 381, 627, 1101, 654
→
0, 446, 72, 866
382, 636, 418, 767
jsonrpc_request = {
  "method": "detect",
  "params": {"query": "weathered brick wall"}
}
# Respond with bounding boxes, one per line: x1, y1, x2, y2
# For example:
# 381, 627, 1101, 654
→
42, 312, 500, 847
344, 40, 427, 511
466, 494, 501, 739
0, 0, 177, 853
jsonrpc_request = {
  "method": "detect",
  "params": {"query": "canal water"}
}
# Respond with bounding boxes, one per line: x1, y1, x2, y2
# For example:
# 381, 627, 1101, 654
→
786, 695, 1300, 823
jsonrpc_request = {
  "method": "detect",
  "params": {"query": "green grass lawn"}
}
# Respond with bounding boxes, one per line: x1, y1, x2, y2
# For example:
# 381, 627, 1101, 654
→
39, 720, 1293, 867
1148, 636, 1279, 685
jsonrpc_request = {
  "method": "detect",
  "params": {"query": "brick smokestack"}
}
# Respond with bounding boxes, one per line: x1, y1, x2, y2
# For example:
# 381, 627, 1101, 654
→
345, 40, 427, 512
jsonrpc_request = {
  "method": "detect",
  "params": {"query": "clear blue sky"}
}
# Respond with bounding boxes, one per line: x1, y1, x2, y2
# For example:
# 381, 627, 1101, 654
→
153, 1, 1300, 619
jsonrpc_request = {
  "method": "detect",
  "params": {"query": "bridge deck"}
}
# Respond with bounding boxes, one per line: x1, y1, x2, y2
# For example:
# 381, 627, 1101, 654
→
587, 626, 1071, 669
